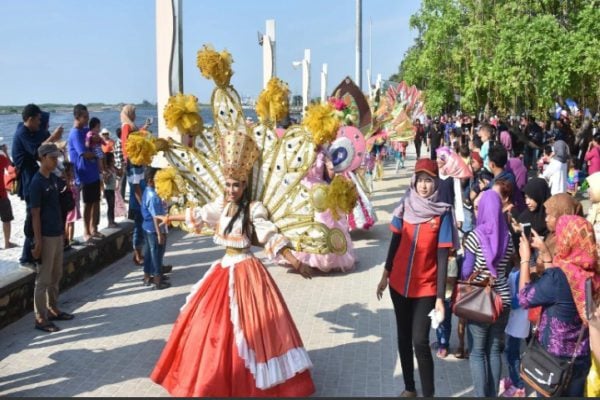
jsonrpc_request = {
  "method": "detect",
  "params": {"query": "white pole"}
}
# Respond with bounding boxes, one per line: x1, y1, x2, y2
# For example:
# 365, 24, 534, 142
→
262, 19, 276, 88
155, 0, 181, 141
355, 0, 362, 90
369, 17, 372, 91
320, 63, 328, 104
302, 49, 311, 116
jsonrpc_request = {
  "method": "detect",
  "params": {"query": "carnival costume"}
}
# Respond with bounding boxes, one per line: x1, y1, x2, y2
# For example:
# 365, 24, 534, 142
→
134, 45, 363, 397
126, 46, 366, 397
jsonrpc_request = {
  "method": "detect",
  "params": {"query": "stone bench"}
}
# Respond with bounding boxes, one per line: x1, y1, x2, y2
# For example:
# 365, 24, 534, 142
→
0, 222, 134, 330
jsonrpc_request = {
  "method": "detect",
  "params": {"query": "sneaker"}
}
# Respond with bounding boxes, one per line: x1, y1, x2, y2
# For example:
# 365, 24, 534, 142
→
20, 262, 37, 271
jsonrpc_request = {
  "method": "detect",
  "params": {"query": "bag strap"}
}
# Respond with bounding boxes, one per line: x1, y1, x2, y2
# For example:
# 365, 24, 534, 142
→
569, 325, 587, 364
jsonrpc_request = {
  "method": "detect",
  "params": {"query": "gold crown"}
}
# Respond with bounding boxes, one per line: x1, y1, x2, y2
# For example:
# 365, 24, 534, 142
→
219, 130, 260, 181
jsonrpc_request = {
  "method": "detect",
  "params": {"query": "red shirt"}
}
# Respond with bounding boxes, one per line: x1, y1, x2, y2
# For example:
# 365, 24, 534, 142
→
389, 212, 454, 298
0, 154, 10, 199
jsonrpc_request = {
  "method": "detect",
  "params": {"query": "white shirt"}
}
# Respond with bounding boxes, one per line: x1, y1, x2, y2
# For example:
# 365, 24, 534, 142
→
541, 158, 567, 195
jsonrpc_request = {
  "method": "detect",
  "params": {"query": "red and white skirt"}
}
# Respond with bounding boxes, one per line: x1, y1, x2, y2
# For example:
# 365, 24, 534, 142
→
150, 253, 315, 397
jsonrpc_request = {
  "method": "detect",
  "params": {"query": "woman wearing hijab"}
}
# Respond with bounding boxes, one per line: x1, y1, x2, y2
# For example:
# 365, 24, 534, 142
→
518, 178, 551, 238
542, 140, 569, 195
519, 215, 599, 397
376, 159, 458, 397
462, 190, 514, 397
120, 104, 150, 265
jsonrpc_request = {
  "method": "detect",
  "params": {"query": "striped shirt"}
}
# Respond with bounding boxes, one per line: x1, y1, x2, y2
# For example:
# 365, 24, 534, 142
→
463, 231, 513, 308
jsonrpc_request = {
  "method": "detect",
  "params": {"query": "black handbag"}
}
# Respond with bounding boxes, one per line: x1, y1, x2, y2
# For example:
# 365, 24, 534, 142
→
519, 325, 586, 397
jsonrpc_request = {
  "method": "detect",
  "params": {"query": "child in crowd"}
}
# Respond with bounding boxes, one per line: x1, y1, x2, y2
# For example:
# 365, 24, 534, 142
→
63, 162, 81, 247
536, 145, 552, 174
0, 143, 16, 249
363, 150, 375, 193
499, 254, 529, 397
566, 159, 580, 195
86, 117, 106, 175
141, 167, 171, 290
435, 251, 459, 358
394, 142, 405, 173
103, 153, 119, 228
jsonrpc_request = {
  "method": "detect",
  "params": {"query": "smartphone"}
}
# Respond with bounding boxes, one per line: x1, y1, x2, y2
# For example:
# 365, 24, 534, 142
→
521, 223, 532, 240
145, 117, 154, 125
586, 277, 594, 321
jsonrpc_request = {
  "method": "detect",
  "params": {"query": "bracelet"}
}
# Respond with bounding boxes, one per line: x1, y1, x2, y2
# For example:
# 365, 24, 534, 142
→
520, 260, 530, 264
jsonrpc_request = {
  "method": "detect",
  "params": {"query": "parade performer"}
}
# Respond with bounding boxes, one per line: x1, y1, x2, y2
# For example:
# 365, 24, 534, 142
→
124, 45, 351, 396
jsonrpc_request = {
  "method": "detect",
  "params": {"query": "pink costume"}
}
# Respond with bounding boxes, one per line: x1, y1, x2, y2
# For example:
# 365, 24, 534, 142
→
290, 151, 355, 272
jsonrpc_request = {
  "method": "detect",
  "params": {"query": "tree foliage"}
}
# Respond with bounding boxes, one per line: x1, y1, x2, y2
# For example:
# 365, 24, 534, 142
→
392, 0, 600, 118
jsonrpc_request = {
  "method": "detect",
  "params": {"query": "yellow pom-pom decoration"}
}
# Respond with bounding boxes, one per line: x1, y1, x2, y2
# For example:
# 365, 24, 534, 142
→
155, 167, 185, 200
125, 132, 156, 166
196, 44, 234, 87
163, 93, 204, 135
303, 103, 340, 146
325, 175, 358, 220
255, 78, 290, 124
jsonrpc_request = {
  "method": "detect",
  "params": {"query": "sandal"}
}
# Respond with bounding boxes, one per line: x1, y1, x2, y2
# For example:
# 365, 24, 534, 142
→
161, 264, 173, 274
35, 321, 60, 333
454, 347, 467, 359
49, 311, 75, 321
436, 347, 448, 359
92, 232, 106, 239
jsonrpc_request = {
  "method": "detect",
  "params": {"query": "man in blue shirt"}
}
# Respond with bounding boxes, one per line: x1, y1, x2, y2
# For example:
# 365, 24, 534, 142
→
30, 143, 75, 333
11, 104, 63, 267
67, 104, 101, 243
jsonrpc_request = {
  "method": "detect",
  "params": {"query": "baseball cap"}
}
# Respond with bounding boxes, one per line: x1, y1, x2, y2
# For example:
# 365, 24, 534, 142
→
100, 128, 111, 136
414, 158, 438, 177
38, 143, 61, 158
471, 151, 483, 165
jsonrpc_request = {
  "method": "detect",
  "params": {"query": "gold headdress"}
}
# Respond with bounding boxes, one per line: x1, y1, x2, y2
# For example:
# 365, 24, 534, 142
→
219, 130, 260, 181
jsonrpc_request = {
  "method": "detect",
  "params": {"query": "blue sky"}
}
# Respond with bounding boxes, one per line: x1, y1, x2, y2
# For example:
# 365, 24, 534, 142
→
0, 0, 420, 105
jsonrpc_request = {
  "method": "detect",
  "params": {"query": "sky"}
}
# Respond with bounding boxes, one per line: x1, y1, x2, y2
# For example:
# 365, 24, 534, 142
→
0, 0, 421, 106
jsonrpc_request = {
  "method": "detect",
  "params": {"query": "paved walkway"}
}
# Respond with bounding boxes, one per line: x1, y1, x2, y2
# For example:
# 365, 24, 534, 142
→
0, 151, 476, 397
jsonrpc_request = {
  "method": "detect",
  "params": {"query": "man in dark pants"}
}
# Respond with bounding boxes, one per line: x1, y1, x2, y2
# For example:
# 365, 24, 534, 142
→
414, 118, 425, 159
428, 119, 443, 161
11, 104, 63, 268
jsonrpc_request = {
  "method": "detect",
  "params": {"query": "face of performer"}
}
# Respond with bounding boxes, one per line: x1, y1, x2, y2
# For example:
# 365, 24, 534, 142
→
225, 178, 246, 203
415, 172, 435, 198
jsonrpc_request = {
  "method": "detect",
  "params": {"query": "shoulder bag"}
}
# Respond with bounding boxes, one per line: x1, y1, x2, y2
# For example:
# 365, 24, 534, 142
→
520, 325, 586, 397
451, 269, 504, 324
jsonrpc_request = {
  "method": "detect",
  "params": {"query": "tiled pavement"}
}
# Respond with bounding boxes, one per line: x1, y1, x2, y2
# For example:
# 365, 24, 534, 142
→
0, 152, 477, 397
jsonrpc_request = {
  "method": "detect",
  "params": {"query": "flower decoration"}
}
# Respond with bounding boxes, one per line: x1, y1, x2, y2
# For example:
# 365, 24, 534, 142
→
163, 93, 204, 136
125, 132, 156, 166
155, 167, 185, 200
303, 103, 340, 146
196, 44, 234, 87
325, 175, 358, 219
255, 78, 290, 124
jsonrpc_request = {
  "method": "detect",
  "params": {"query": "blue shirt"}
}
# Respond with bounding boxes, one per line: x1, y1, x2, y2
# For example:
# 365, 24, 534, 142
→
29, 172, 63, 237
141, 186, 166, 233
68, 127, 100, 185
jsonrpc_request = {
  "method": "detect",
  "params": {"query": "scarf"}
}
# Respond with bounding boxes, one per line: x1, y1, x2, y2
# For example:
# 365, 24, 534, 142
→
553, 215, 600, 325
506, 157, 527, 191
500, 130, 512, 153
518, 177, 551, 237
120, 104, 138, 130
436, 147, 473, 179
393, 174, 449, 225
474, 190, 510, 278
553, 140, 569, 163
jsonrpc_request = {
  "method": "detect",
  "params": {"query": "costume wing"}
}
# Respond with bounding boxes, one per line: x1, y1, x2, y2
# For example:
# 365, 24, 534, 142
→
251, 124, 337, 254
162, 131, 224, 207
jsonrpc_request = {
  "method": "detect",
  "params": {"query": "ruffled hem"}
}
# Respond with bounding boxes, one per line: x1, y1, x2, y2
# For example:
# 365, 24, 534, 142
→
228, 261, 312, 390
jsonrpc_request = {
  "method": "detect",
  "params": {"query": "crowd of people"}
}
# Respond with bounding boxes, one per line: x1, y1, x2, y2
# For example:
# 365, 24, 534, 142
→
375, 111, 600, 397
3, 98, 600, 397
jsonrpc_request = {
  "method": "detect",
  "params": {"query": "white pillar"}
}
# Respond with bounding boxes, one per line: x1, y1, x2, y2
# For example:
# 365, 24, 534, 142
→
262, 19, 276, 88
355, 0, 362, 90
155, 0, 182, 141
302, 49, 311, 116
320, 63, 328, 104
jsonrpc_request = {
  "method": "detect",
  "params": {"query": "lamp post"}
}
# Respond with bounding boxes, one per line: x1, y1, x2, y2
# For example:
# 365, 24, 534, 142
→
292, 49, 311, 116
320, 64, 328, 104
258, 19, 276, 89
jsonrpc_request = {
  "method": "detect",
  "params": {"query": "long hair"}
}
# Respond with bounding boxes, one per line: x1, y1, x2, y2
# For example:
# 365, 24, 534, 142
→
224, 186, 252, 236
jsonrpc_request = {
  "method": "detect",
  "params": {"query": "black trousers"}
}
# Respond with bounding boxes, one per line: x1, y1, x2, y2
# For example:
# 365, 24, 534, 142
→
414, 140, 422, 159
104, 189, 115, 223
390, 288, 436, 397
